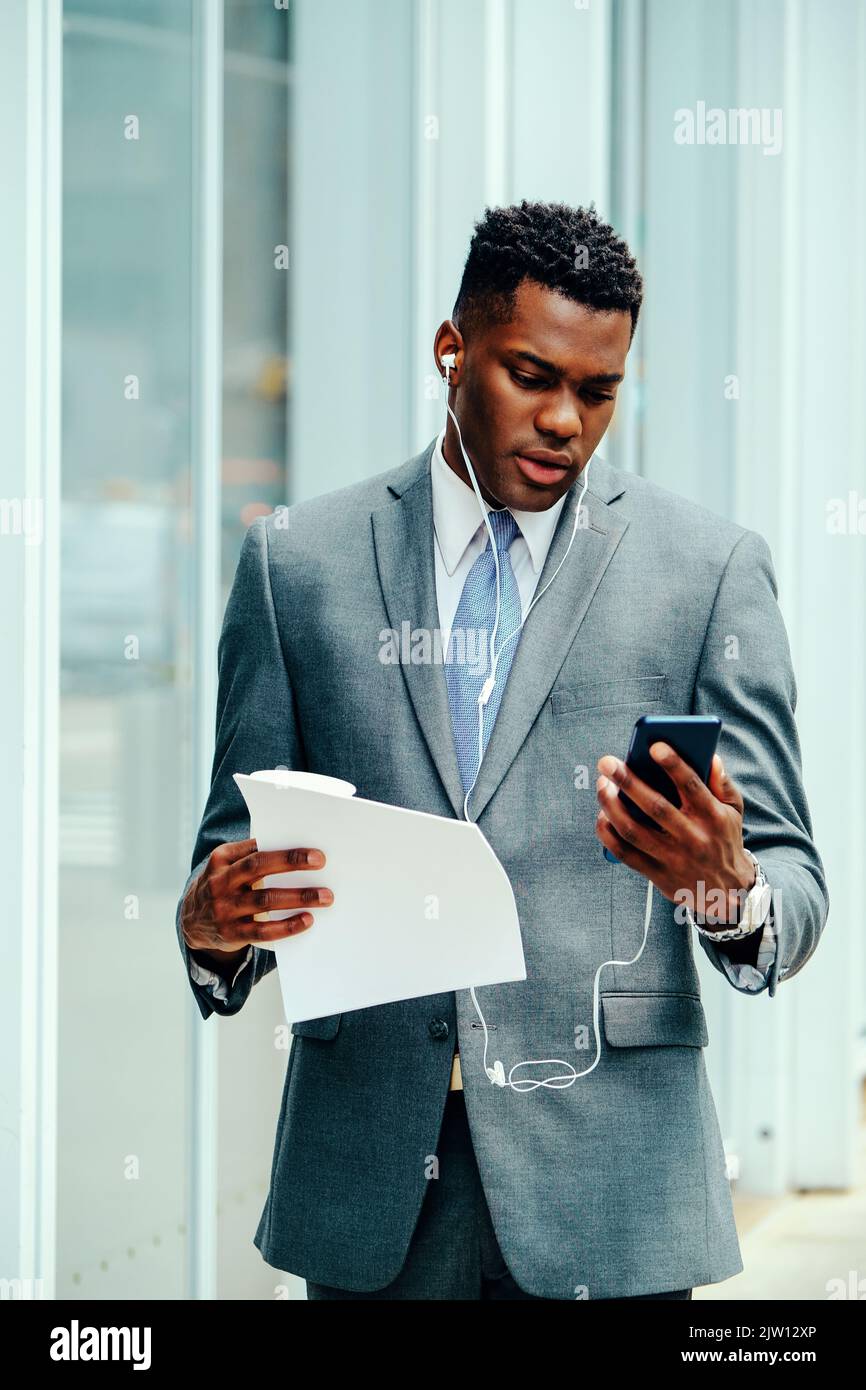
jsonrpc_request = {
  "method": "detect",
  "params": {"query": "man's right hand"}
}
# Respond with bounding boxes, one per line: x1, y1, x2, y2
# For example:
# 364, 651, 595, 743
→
181, 838, 333, 968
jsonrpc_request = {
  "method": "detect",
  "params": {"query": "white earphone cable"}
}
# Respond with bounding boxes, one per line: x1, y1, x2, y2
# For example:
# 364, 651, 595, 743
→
442, 359, 654, 1090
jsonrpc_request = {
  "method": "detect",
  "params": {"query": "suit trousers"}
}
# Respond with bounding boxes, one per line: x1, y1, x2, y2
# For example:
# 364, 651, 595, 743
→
305, 1090, 694, 1301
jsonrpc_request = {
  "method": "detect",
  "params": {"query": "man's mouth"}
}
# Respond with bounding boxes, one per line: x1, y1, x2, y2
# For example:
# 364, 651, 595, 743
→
514, 452, 572, 486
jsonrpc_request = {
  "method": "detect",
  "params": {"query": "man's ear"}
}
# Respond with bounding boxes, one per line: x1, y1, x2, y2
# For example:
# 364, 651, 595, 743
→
434, 321, 463, 381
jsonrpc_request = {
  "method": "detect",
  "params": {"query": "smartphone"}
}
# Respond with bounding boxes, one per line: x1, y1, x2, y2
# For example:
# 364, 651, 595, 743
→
602, 715, 722, 863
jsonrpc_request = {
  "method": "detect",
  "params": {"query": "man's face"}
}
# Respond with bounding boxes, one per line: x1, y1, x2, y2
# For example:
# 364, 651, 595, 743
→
435, 278, 633, 512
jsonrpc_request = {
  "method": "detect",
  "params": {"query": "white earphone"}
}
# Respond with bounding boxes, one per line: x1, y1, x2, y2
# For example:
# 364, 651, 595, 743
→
440, 352, 654, 1091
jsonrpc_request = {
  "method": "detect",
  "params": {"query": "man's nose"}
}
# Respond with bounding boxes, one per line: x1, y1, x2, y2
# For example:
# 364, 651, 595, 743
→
534, 388, 582, 439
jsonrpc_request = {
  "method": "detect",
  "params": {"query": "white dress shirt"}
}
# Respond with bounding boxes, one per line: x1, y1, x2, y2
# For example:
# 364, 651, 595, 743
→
431, 424, 568, 631
189, 429, 776, 1013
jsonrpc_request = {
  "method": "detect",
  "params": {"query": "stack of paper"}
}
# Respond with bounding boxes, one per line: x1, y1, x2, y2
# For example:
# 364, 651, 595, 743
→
234, 770, 525, 1023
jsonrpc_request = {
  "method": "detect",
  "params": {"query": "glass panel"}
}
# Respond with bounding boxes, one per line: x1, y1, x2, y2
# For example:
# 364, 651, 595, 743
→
217, 0, 295, 1300
221, 0, 290, 596
60, 0, 195, 1299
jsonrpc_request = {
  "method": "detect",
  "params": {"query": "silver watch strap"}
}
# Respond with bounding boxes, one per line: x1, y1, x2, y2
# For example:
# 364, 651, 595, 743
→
693, 851, 769, 941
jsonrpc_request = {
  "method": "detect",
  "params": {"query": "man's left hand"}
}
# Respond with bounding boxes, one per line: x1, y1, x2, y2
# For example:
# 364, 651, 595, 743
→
595, 743, 756, 929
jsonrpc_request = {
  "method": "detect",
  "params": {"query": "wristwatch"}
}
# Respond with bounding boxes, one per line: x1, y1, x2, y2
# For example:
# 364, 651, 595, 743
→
691, 849, 773, 942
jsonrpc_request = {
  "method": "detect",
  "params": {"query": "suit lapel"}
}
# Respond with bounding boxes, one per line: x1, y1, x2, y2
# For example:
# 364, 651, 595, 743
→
371, 441, 466, 818
371, 439, 630, 822
466, 475, 629, 821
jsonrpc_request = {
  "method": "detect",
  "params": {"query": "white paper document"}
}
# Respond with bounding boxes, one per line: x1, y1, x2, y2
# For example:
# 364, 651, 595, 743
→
234, 770, 526, 1023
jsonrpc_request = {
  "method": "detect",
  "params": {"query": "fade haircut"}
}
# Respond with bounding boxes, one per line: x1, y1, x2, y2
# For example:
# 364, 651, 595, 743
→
452, 200, 643, 344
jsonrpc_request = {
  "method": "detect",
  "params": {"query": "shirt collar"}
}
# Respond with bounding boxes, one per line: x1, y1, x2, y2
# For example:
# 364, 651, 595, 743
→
431, 426, 568, 577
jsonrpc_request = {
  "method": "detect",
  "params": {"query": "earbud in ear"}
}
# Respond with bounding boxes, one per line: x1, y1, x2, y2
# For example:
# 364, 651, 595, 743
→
441, 352, 457, 383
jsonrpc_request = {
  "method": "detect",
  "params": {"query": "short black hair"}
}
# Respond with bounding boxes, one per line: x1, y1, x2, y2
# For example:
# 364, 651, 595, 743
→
452, 200, 643, 343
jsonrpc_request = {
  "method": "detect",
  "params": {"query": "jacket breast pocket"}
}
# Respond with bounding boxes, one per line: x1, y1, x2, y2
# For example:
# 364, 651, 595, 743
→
550, 674, 666, 717
290, 1014, 342, 1040
601, 992, 709, 1048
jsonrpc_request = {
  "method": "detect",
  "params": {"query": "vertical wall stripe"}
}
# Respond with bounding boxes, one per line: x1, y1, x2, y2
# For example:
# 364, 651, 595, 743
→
0, 0, 62, 1298
484, 0, 509, 209
778, 0, 803, 624
411, 0, 440, 452
189, 0, 224, 1301
609, 0, 646, 479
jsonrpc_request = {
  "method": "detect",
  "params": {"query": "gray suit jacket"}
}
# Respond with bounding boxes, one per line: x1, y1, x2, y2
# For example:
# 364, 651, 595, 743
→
175, 437, 828, 1298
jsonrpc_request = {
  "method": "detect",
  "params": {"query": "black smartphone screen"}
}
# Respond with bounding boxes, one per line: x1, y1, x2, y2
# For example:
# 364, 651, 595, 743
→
604, 715, 722, 861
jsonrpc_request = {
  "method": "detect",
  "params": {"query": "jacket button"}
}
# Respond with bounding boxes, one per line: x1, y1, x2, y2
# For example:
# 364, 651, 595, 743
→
428, 1018, 449, 1040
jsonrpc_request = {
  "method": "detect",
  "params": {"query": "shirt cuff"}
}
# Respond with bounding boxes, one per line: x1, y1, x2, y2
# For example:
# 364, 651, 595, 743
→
685, 905, 778, 993
188, 946, 254, 1004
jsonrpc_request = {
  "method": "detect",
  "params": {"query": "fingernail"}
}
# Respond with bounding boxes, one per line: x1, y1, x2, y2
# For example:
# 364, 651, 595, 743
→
307, 850, 325, 866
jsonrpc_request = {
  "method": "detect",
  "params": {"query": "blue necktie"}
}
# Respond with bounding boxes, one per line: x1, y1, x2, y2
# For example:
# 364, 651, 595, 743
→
444, 508, 523, 796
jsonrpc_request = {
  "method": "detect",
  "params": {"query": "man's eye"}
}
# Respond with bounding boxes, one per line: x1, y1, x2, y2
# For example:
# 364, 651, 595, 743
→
584, 390, 615, 403
511, 371, 546, 389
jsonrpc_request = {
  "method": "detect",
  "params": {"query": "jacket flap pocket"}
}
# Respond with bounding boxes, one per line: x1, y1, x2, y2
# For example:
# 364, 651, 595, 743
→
290, 1013, 342, 1040
550, 674, 666, 716
601, 993, 708, 1048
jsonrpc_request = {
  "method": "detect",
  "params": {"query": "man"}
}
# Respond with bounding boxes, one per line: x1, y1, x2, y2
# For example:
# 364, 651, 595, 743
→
176, 201, 828, 1300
